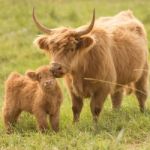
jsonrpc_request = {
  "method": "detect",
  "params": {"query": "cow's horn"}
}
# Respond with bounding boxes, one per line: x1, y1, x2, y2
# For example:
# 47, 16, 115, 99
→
76, 9, 95, 36
33, 8, 52, 34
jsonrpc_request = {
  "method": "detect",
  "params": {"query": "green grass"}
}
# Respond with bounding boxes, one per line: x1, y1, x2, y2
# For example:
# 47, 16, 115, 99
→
0, 0, 150, 149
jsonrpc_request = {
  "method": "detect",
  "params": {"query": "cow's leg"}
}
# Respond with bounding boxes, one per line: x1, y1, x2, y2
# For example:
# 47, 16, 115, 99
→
124, 83, 134, 95
12, 109, 21, 124
90, 90, 108, 123
135, 64, 148, 112
111, 88, 123, 109
34, 109, 48, 132
71, 92, 83, 122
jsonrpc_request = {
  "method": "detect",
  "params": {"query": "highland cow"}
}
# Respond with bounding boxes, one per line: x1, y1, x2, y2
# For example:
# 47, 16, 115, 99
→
33, 9, 149, 123
3, 66, 63, 133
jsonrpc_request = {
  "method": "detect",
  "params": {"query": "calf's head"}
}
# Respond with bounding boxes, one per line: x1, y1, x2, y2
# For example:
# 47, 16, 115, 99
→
26, 66, 57, 91
33, 8, 95, 77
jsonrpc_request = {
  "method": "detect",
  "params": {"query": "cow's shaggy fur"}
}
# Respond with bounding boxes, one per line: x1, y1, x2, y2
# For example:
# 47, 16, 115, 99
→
34, 10, 149, 122
2, 66, 63, 133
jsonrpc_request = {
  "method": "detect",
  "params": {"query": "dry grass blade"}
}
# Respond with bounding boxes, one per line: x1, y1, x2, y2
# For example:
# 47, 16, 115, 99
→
134, 69, 149, 72
84, 78, 146, 95
115, 128, 125, 144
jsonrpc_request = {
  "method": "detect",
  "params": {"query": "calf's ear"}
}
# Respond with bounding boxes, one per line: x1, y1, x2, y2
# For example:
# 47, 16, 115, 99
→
34, 35, 49, 51
26, 71, 38, 81
76, 36, 94, 50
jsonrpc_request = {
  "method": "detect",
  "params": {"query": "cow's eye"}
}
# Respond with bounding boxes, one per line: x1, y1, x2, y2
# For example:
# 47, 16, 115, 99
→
70, 47, 74, 52
70, 45, 76, 52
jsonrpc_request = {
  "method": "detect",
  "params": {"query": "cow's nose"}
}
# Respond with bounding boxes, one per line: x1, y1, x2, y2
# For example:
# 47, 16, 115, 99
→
50, 63, 62, 72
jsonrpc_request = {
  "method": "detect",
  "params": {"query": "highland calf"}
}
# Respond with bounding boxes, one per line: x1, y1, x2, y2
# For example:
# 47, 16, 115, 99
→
3, 66, 63, 133
33, 9, 149, 123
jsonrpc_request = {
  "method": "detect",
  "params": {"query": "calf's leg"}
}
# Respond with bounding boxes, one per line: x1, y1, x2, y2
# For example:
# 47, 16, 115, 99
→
34, 109, 48, 132
49, 110, 60, 132
3, 106, 21, 134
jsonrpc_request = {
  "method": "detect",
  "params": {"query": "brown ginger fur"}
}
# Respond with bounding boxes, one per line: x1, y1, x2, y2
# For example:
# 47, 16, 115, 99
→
2, 66, 63, 133
34, 10, 149, 123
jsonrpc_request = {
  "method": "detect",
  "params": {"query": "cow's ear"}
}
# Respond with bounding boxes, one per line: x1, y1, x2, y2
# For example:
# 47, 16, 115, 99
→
76, 36, 94, 50
34, 35, 49, 51
26, 71, 38, 81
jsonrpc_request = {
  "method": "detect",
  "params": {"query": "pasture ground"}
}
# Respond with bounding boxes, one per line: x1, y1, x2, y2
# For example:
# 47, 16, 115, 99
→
0, 0, 150, 149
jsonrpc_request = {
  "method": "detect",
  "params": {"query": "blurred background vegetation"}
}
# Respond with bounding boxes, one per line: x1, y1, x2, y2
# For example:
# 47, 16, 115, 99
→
0, 0, 150, 149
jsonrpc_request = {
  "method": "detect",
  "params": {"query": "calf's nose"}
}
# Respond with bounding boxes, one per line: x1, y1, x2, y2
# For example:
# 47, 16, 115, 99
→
44, 80, 53, 86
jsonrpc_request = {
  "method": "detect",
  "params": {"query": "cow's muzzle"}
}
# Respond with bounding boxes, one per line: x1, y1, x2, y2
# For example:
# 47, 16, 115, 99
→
50, 62, 68, 78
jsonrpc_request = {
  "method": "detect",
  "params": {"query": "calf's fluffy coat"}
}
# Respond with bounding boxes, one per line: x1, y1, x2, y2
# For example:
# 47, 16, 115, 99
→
3, 66, 63, 133
33, 10, 149, 123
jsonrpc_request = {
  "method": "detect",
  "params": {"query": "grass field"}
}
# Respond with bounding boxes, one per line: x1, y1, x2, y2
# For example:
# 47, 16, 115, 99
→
0, 0, 150, 149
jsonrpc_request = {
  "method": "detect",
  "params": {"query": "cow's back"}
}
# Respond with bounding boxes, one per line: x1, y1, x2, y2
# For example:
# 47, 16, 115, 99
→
94, 10, 148, 84
107, 14, 148, 84
95, 10, 135, 28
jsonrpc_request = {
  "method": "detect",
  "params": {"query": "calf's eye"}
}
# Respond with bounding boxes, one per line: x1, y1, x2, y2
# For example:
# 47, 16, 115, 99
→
38, 74, 42, 80
70, 48, 74, 51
